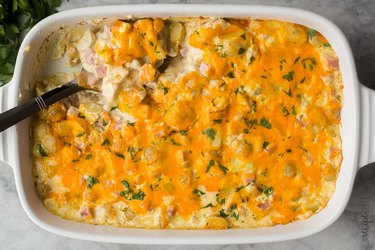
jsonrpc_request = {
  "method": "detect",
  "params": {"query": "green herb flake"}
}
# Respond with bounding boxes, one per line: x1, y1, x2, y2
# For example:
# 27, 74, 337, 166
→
227, 71, 235, 79
171, 138, 182, 146
307, 29, 317, 39
238, 47, 246, 55
218, 163, 229, 174
213, 119, 222, 124
262, 186, 274, 197
202, 127, 215, 140
180, 130, 188, 136
76, 132, 85, 137
115, 152, 125, 159
243, 128, 249, 134
282, 71, 294, 82
110, 106, 118, 111
126, 121, 135, 126
323, 42, 331, 47
38, 144, 48, 157
192, 189, 206, 196
282, 88, 292, 97
249, 56, 255, 65
87, 176, 99, 189
157, 84, 169, 95
291, 106, 297, 115
298, 146, 308, 152
101, 139, 110, 146
282, 107, 290, 117
243, 117, 257, 129
260, 117, 272, 129
120, 180, 145, 200
300, 76, 306, 83
234, 85, 246, 95
294, 56, 301, 65
219, 209, 228, 218
85, 154, 93, 160
236, 182, 251, 192
262, 141, 270, 149
128, 147, 142, 160
206, 159, 215, 173
201, 203, 214, 209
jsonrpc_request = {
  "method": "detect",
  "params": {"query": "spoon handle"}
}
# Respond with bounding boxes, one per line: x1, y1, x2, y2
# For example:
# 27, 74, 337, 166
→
0, 81, 84, 133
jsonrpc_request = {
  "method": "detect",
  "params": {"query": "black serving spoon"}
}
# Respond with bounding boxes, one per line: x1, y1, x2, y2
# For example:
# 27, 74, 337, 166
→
0, 79, 98, 133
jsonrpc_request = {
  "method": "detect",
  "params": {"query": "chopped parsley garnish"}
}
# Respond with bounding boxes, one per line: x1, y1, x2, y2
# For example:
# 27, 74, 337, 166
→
260, 117, 272, 129
86, 176, 99, 189
149, 40, 154, 46
157, 84, 169, 95
243, 117, 257, 129
219, 209, 228, 218
227, 71, 235, 79
218, 163, 229, 174
205, 159, 215, 173
302, 57, 317, 70
127, 147, 142, 160
171, 138, 182, 146
115, 152, 125, 159
234, 85, 246, 95
291, 106, 297, 115
243, 128, 249, 134
180, 130, 188, 136
323, 42, 331, 47
192, 189, 206, 196
38, 144, 48, 157
282, 71, 294, 82
282, 106, 290, 116
201, 203, 214, 209
78, 113, 86, 119
300, 76, 306, 83
101, 139, 110, 146
262, 185, 274, 197
249, 100, 257, 113
85, 154, 93, 160
236, 182, 251, 192
262, 141, 270, 149
120, 180, 145, 201
238, 47, 246, 55
249, 56, 255, 65
307, 29, 317, 39
213, 119, 222, 124
286, 149, 292, 153
219, 198, 226, 205
126, 121, 135, 126
282, 88, 292, 97
294, 56, 301, 65
76, 132, 85, 137
202, 127, 215, 140
110, 105, 118, 111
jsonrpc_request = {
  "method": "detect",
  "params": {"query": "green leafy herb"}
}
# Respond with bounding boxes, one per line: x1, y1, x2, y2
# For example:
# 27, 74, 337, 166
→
127, 147, 142, 160
171, 138, 182, 146
234, 85, 246, 95
85, 154, 93, 160
323, 42, 331, 47
110, 106, 118, 111
243, 117, 257, 129
219, 209, 228, 218
302, 57, 317, 70
192, 189, 206, 196
300, 76, 306, 83
201, 203, 214, 209
236, 182, 251, 192
38, 144, 48, 157
219, 198, 226, 205
249, 56, 255, 65
157, 83, 169, 95
249, 100, 257, 113
227, 71, 235, 79
218, 163, 229, 174
0, 0, 62, 85
282, 107, 290, 117
206, 159, 215, 173
291, 106, 297, 115
294, 56, 300, 64
286, 149, 292, 153
180, 130, 188, 136
282, 71, 294, 82
78, 113, 86, 119
282, 88, 292, 97
260, 117, 272, 129
243, 128, 249, 134
101, 139, 110, 146
262, 185, 274, 197
120, 180, 145, 200
307, 29, 317, 39
87, 176, 99, 188
262, 141, 270, 149
115, 152, 125, 159
298, 146, 308, 152
76, 132, 85, 137
126, 121, 135, 126
213, 119, 222, 124
238, 47, 246, 55
202, 127, 215, 140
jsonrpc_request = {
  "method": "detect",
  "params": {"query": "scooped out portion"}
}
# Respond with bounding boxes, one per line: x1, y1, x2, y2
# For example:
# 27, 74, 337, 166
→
31, 17, 343, 229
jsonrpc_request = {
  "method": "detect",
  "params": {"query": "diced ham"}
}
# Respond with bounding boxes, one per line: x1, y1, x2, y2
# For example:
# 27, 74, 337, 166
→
257, 201, 270, 210
326, 57, 339, 70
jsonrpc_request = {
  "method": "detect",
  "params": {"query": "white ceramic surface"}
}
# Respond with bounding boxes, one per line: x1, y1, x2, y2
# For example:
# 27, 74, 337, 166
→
0, 4, 372, 245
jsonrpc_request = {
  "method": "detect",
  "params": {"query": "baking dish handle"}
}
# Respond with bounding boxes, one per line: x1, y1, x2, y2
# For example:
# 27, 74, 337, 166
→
359, 84, 375, 168
0, 83, 12, 169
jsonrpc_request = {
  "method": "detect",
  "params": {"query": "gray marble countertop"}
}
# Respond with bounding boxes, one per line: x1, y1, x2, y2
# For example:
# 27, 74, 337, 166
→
1, 0, 374, 249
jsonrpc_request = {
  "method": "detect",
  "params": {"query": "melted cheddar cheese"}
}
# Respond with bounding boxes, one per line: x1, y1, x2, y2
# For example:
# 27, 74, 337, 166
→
31, 17, 343, 229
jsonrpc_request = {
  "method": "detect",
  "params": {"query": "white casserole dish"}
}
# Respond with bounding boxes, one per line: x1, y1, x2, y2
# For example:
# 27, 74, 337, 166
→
0, 4, 373, 244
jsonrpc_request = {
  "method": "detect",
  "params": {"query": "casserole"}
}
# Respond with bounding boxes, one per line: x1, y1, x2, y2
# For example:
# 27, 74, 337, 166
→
0, 4, 372, 244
